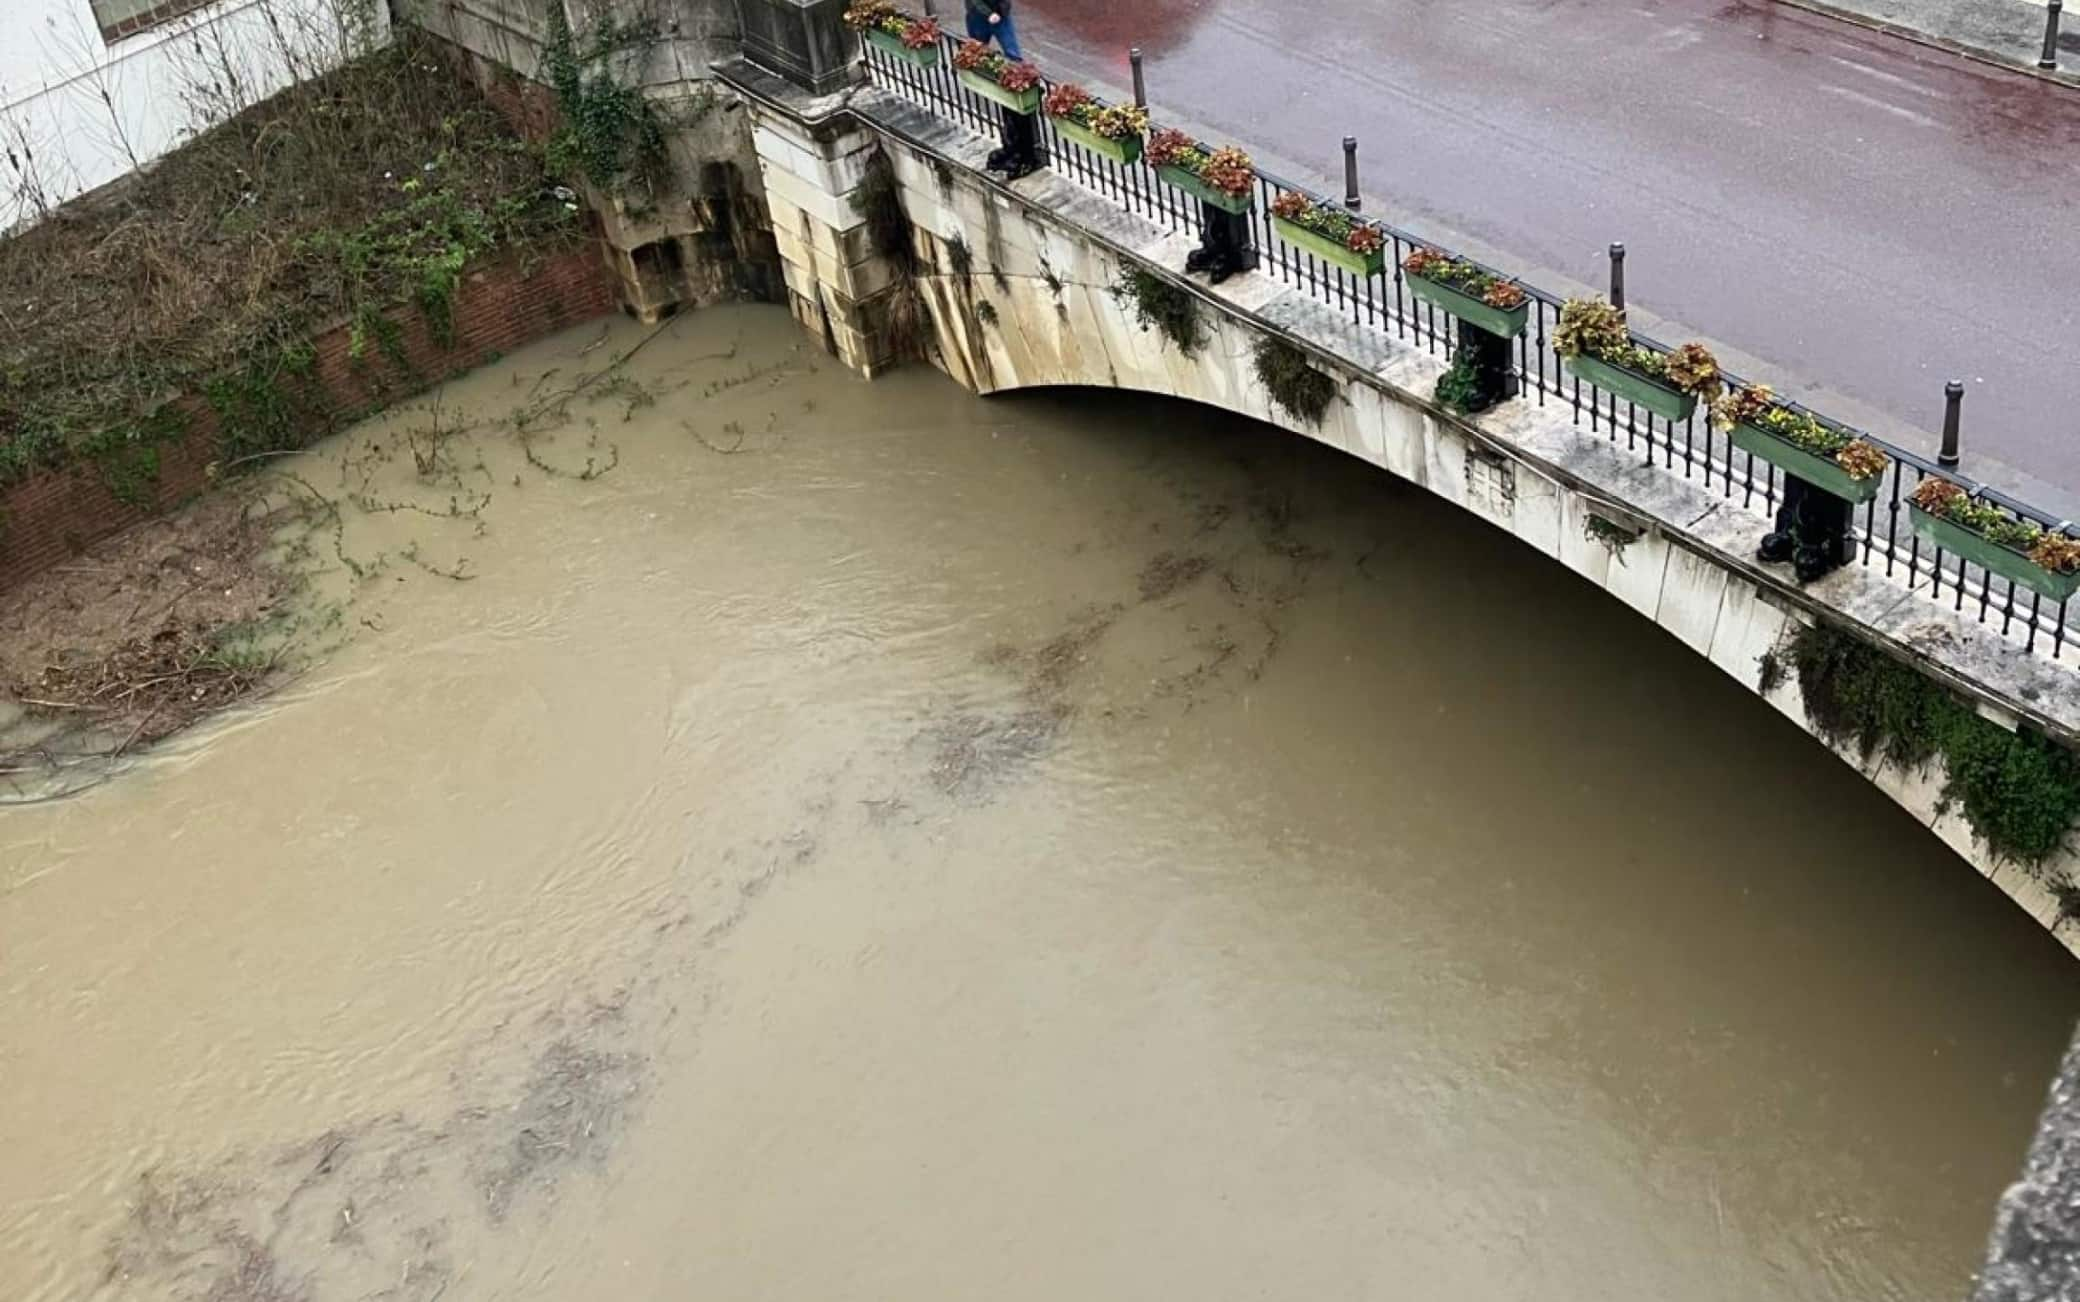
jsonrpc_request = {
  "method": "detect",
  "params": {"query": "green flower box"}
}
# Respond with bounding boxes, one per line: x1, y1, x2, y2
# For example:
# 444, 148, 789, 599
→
1052, 116, 1142, 165
1563, 352, 1695, 423
1404, 271, 1530, 339
864, 27, 941, 65
1271, 215, 1384, 277
1727, 422, 1883, 504
1156, 163, 1254, 215
957, 68, 1041, 114
1909, 505, 2080, 601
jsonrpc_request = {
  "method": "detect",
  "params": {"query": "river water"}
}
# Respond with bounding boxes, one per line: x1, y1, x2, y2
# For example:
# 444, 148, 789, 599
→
4, 305, 2078, 1301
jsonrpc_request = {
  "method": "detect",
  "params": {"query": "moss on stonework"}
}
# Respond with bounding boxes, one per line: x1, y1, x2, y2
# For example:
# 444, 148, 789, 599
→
1788, 622, 2080, 864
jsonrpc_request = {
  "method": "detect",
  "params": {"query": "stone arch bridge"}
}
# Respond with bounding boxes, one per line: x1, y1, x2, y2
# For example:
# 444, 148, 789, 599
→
707, 49, 2080, 961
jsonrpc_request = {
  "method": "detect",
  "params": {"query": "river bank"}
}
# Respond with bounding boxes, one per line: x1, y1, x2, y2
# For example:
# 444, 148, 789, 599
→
5, 304, 2077, 1301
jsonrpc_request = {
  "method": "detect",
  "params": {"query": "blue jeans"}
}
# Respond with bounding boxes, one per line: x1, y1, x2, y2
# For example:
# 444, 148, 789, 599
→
966, 9, 1023, 60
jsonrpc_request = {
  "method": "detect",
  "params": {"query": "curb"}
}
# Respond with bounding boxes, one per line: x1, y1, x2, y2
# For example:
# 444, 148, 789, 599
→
1773, 0, 2080, 91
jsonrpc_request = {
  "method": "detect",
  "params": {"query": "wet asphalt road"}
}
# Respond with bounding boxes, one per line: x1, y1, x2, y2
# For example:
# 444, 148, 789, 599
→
1011, 0, 2080, 504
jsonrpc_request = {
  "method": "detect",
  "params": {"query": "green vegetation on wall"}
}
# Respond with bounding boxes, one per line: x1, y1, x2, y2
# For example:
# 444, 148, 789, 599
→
1784, 621, 2080, 864
0, 35, 576, 500
204, 344, 325, 471
1112, 265, 1204, 357
542, 6, 671, 193
1252, 336, 1337, 426
307, 183, 545, 354
74, 405, 193, 508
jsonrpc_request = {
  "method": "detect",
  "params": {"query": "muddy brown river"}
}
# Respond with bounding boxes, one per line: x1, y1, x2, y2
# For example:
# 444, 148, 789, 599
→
5, 305, 2079, 1300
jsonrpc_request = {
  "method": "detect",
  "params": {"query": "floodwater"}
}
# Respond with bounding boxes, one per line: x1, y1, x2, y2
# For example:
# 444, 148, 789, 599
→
4, 305, 2079, 1301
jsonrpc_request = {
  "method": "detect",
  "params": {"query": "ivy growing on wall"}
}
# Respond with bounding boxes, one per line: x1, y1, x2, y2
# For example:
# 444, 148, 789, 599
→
204, 343, 325, 471
0, 36, 573, 504
1252, 336, 1337, 426
1111, 265, 1204, 357
72, 405, 193, 508
305, 184, 542, 353
542, 5, 671, 193
1783, 621, 2080, 864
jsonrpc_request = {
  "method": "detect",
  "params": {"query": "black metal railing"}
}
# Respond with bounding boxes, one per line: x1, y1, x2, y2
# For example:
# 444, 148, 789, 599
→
859, 37, 2078, 663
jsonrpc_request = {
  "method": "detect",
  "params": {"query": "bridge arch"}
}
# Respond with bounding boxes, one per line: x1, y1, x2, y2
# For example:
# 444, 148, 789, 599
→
735, 78, 2080, 958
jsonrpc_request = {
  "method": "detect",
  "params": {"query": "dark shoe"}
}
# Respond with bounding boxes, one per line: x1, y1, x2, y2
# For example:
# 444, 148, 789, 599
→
1758, 530, 1795, 563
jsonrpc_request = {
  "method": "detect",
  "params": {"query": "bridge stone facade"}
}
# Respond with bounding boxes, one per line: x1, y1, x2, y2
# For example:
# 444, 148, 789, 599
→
713, 51, 2080, 967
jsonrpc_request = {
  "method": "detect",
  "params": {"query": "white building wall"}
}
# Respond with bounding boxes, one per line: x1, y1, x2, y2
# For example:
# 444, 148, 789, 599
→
0, 0, 389, 230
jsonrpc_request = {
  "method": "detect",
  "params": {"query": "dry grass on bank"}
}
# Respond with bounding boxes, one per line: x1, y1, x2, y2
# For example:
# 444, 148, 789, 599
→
0, 26, 572, 487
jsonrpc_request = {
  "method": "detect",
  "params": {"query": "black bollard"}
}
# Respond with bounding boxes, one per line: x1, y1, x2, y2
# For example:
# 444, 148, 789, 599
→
985, 105, 1043, 179
1941, 381, 1964, 468
1759, 475, 1855, 583
2043, 0, 2064, 70
1609, 242, 1627, 312
1184, 205, 1258, 284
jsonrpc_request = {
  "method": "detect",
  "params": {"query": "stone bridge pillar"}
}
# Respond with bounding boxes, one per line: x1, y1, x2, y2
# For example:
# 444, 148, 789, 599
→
726, 1, 910, 376
757, 113, 908, 377
733, 0, 858, 95
1974, 1024, 2080, 1300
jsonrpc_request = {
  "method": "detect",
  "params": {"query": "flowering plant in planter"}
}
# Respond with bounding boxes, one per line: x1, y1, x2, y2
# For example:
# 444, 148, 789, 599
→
1401, 248, 1525, 310
1041, 84, 1149, 163
1040, 84, 1147, 138
953, 39, 1041, 88
952, 39, 1043, 111
844, 2, 943, 62
1400, 246, 1529, 339
1908, 477, 2080, 598
1709, 384, 1888, 501
1266, 191, 1384, 275
1554, 298, 1721, 421
1145, 128, 1255, 213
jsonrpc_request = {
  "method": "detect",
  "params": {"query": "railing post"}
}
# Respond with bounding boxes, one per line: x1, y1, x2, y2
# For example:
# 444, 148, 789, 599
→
2042, 0, 2063, 69
1343, 136, 1360, 211
1130, 48, 1147, 108
1609, 242, 1626, 312
1941, 381, 1965, 468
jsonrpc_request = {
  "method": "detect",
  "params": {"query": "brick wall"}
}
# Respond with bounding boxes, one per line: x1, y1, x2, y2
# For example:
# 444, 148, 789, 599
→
0, 240, 616, 592
471, 55, 563, 147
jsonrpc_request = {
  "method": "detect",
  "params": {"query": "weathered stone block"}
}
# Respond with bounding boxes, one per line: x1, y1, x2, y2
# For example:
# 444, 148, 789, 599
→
733, 0, 858, 95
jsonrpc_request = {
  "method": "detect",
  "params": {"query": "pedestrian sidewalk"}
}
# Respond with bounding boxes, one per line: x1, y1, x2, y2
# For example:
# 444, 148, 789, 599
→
1783, 0, 2080, 85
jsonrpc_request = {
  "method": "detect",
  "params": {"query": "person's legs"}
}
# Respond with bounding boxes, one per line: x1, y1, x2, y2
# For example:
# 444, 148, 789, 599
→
966, 10, 991, 43
994, 10, 1023, 58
